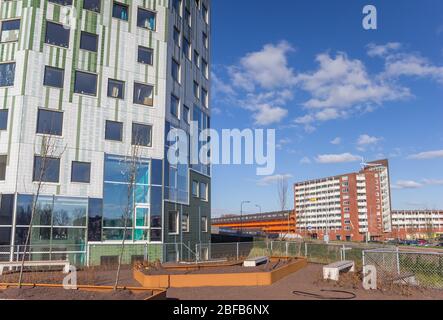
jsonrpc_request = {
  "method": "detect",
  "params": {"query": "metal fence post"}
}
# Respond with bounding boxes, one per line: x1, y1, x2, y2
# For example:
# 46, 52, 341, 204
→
396, 247, 401, 275
236, 242, 239, 261
85, 243, 90, 267
342, 245, 346, 261
285, 242, 289, 257
304, 242, 308, 257
270, 241, 273, 254
362, 250, 366, 267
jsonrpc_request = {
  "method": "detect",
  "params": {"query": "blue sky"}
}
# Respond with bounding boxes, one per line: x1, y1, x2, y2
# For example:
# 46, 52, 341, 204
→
209, 0, 443, 216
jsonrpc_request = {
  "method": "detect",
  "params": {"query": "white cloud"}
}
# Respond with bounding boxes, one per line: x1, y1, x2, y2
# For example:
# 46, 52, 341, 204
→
230, 41, 297, 91
300, 157, 311, 164
315, 153, 361, 164
252, 104, 288, 126
276, 138, 291, 150
392, 180, 423, 189
392, 178, 443, 189
257, 174, 293, 186
294, 53, 410, 127
408, 150, 443, 160
211, 71, 235, 97
367, 42, 402, 57
357, 134, 381, 146
330, 137, 342, 145
383, 53, 443, 83
422, 179, 443, 186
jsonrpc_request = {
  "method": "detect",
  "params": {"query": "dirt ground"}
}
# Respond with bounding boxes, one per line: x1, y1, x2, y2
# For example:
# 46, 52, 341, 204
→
0, 266, 139, 287
2, 263, 443, 300
0, 267, 151, 300
0, 287, 153, 300
166, 263, 443, 300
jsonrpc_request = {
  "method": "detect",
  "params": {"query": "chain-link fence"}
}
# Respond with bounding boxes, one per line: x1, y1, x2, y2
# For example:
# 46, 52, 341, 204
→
363, 249, 443, 289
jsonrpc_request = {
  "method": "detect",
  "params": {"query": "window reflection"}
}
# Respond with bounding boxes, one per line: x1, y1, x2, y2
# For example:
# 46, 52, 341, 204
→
0, 63, 15, 87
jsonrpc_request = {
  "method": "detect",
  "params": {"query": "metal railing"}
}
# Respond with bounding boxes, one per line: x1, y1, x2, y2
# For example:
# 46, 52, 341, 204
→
363, 248, 443, 289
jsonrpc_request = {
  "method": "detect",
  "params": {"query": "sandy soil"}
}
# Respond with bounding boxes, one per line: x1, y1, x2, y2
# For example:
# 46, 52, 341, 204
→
166, 263, 443, 300
0, 287, 153, 300
0, 267, 139, 287
142, 259, 294, 275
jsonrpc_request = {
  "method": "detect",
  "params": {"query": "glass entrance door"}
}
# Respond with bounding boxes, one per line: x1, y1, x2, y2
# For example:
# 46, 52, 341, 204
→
134, 206, 150, 241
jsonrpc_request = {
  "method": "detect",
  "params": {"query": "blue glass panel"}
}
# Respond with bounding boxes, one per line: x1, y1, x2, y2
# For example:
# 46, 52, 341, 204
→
33, 196, 53, 226
88, 198, 102, 242
104, 154, 129, 183
135, 185, 149, 204
16, 195, 33, 225
135, 208, 149, 228
151, 159, 162, 185
150, 186, 162, 217
103, 183, 133, 228
52, 197, 87, 227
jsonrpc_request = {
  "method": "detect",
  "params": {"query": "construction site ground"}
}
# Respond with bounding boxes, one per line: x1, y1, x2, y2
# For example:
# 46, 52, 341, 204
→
1, 263, 443, 300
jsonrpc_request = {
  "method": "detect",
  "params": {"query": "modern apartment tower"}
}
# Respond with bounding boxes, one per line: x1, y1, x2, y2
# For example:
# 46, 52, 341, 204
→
0, 0, 211, 265
294, 160, 392, 242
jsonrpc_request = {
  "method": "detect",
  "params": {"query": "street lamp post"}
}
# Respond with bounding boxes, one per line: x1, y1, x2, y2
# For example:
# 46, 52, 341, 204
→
240, 201, 251, 235
255, 204, 262, 214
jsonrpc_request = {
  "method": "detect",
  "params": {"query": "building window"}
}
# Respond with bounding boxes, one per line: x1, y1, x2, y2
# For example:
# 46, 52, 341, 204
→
200, 182, 208, 201
202, 59, 208, 78
171, 95, 179, 118
0, 155, 6, 181
105, 120, 123, 142
183, 105, 190, 124
201, 88, 208, 107
0, 19, 20, 43
36, 109, 63, 136
33, 156, 60, 183
43, 66, 64, 88
194, 50, 200, 68
0, 62, 15, 87
182, 214, 189, 233
173, 27, 180, 47
71, 161, 91, 183
80, 31, 98, 52
173, 0, 182, 13
202, 4, 209, 24
107, 79, 125, 99
192, 180, 199, 197
138, 46, 153, 65
0, 110, 8, 131
133, 83, 154, 106
137, 8, 156, 31
172, 59, 180, 83
193, 81, 199, 99
202, 32, 208, 49
132, 123, 152, 147
45, 21, 70, 48
201, 216, 208, 233
182, 37, 191, 60
48, 0, 73, 5
112, 2, 129, 21
83, 0, 101, 12
184, 9, 191, 28
74, 71, 97, 96
168, 211, 179, 235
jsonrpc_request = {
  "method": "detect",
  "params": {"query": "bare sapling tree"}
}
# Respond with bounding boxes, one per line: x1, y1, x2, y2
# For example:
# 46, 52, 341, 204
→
277, 176, 290, 241
114, 136, 142, 290
18, 134, 67, 288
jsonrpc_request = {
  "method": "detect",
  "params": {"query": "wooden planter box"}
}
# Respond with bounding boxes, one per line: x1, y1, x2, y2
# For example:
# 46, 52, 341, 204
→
134, 257, 307, 288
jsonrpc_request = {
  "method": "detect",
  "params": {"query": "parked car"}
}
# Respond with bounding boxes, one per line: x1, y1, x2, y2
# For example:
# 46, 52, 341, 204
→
417, 239, 429, 246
